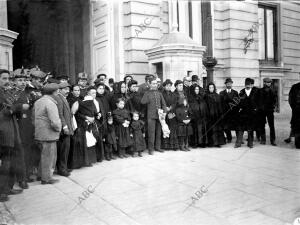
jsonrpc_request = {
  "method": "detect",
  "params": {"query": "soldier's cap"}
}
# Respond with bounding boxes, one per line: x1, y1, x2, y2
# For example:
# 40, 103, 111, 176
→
13, 67, 30, 79
59, 82, 71, 89
225, 78, 233, 84
78, 72, 88, 80
263, 77, 272, 83
56, 75, 69, 80
30, 66, 46, 79
42, 83, 59, 93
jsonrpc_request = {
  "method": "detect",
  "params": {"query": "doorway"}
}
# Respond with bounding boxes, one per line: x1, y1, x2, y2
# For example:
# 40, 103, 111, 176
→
7, 0, 91, 83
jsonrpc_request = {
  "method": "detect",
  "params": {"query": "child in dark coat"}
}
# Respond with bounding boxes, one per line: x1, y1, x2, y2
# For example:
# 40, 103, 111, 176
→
175, 98, 193, 151
104, 114, 117, 160
130, 112, 146, 157
112, 98, 133, 158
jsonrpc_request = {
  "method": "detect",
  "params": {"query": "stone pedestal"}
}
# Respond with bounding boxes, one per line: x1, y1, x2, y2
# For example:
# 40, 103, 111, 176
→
0, 28, 18, 71
145, 32, 206, 82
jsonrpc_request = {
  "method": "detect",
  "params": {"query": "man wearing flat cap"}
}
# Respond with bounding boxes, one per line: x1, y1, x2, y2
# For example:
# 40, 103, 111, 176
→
219, 78, 239, 143
257, 78, 277, 146
55, 82, 74, 177
235, 78, 260, 148
33, 83, 62, 184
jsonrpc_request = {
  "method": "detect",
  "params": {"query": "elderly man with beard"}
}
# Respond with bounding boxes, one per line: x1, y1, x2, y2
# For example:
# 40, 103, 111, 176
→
0, 69, 29, 202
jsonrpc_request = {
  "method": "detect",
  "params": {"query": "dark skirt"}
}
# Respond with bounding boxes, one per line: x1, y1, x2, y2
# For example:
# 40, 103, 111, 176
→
190, 119, 208, 146
87, 146, 97, 164
132, 130, 146, 152
115, 125, 133, 148
162, 118, 179, 150
68, 128, 85, 169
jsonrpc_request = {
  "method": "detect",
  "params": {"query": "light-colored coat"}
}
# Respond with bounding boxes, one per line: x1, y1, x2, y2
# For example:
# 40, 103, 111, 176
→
34, 95, 62, 141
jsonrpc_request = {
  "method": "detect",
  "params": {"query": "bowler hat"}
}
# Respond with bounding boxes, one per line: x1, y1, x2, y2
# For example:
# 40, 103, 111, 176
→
191, 75, 199, 82
245, 78, 252, 85
225, 78, 233, 84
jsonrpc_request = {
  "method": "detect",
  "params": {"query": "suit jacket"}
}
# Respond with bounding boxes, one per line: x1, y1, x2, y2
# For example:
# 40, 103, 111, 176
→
0, 87, 23, 148
34, 95, 62, 141
141, 89, 167, 119
56, 93, 74, 135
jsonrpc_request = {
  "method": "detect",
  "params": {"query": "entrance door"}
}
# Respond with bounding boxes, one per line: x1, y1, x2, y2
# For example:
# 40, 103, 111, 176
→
154, 62, 163, 80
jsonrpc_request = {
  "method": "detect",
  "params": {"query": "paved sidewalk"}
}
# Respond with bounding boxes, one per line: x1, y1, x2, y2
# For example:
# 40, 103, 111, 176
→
1, 107, 300, 225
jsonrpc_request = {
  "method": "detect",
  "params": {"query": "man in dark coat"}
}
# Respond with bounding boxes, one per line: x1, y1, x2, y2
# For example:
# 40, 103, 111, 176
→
55, 82, 74, 176
258, 78, 277, 146
141, 78, 167, 154
235, 78, 259, 148
288, 81, 300, 149
0, 69, 27, 202
219, 78, 239, 143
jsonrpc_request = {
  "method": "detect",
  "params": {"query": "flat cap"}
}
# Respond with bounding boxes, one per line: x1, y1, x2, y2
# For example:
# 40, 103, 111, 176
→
263, 77, 272, 83
43, 83, 59, 93
59, 82, 71, 89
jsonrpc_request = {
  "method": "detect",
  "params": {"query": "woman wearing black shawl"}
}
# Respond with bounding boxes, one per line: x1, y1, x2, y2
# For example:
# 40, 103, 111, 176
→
205, 82, 226, 147
110, 81, 131, 111
161, 79, 179, 150
189, 84, 209, 147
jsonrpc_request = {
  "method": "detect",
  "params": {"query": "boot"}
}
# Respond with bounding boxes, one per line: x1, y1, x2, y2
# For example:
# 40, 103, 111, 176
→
247, 131, 254, 148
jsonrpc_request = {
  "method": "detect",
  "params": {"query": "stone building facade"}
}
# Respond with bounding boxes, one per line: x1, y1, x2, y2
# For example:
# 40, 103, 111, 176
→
0, 0, 300, 110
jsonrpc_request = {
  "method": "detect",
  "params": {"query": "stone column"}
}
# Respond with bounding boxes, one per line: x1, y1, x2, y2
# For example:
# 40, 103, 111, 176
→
0, 0, 18, 71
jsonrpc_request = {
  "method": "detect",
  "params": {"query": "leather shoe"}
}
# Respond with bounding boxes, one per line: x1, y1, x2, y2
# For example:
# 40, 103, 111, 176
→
58, 171, 70, 177
0, 194, 8, 202
156, 149, 164, 153
19, 181, 29, 189
41, 179, 59, 185
9, 189, 23, 195
271, 142, 277, 146
234, 143, 241, 148
148, 150, 154, 155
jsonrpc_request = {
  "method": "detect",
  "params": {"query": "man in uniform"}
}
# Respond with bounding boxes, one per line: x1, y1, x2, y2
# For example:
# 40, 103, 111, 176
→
219, 78, 239, 143
0, 69, 29, 202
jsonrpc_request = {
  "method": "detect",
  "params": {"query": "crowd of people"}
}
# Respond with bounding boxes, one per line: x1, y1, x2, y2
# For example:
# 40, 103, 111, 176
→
0, 65, 299, 203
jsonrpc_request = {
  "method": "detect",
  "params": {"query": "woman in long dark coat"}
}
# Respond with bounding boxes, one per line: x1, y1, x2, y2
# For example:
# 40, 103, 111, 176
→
71, 87, 99, 168
189, 84, 209, 147
161, 79, 179, 150
67, 85, 83, 169
205, 82, 225, 147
